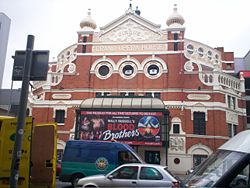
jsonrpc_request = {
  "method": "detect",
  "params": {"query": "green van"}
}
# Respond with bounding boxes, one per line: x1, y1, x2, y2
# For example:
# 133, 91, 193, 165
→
59, 140, 144, 187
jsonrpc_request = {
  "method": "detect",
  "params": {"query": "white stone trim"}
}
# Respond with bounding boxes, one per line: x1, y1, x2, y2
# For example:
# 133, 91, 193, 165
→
90, 56, 115, 73
57, 139, 66, 150
141, 55, 168, 79
94, 61, 114, 79
117, 56, 139, 79
190, 103, 208, 121
187, 143, 213, 155
169, 117, 185, 135
52, 94, 72, 100
186, 134, 229, 140
76, 50, 183, 56
53, 107, 68, 118
187, 94, 211, 101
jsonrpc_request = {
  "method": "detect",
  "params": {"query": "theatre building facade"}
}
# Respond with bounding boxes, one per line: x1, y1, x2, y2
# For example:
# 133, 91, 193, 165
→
29, 5, 246, 174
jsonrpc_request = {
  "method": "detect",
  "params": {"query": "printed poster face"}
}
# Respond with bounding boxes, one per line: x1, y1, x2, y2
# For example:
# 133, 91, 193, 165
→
76, 111, 163, 146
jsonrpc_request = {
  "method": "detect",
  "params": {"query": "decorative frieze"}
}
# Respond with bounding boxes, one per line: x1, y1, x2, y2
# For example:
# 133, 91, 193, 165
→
169, 136, 186, 154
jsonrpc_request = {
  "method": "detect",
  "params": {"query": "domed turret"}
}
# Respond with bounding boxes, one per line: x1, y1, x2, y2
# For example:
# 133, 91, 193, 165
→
166, 4, 185, 28
80, 9, 97, 30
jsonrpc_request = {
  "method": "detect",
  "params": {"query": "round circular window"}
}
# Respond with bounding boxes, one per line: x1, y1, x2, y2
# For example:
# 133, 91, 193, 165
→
148, 65, 159, 75
144, 61, 162, 79
119, 61, 137, 79
95, 62, 113, 79
174, 158, 180, 164
98, 65, 110, 76
122, 65, 134, 76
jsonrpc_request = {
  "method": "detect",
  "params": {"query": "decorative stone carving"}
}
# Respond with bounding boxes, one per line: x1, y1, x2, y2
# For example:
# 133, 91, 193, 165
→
184, 39, 222, 69
99, 19, 161, 42
169, 136, 185, 153
226, 111, 238, 124
184, 61, 194, 72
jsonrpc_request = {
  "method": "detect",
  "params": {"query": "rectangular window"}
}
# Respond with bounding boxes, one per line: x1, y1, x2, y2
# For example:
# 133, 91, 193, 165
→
193, 112, 206, 135
82, 36, 87, 53
103, 92, 111, 96
228, 123, 237, 137
83, 36, 87, 43
96, 92, 110, 97
120, 92, 127, 96
174, 42, 178, 51
173, 124, 180, 134
227, 95, 236, 110
233, 124, 237, 136
245, 78, 250, 93
96, 92, 102, 97
153, 92, 161, 99
226, 64, 232, 70
120, 92, 134, 97
55, 110, 65, 124
246, 101, 250, 123
128, 92, 135, 96
145, 93, 153, 98
82, 45, 86, 53
174, 33, 178, 40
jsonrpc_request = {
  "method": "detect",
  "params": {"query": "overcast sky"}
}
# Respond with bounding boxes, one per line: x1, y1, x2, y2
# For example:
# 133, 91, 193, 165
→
1, 0, 250, 89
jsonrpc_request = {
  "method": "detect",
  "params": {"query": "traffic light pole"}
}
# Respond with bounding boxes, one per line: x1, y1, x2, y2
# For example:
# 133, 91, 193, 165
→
10, 35, 34, 188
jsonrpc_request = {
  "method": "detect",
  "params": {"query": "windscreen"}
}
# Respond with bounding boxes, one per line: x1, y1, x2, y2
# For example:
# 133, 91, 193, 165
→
184, 150, 246, 187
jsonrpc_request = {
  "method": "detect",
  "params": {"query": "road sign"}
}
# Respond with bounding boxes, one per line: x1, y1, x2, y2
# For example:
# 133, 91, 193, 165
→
12, 50, 49, 81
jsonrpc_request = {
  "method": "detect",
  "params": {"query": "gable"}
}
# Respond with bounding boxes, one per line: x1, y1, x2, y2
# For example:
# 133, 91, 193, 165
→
99, 19, 162, 42
95, 11, 163, 43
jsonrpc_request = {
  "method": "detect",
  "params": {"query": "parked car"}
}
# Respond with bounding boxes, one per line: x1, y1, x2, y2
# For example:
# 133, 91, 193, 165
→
183, 130, 250, 187
77, 163, 180, 188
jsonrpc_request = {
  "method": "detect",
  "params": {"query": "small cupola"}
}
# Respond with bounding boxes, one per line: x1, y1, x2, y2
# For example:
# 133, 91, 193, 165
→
166, 4, 185, 28
79, 9, 97, 31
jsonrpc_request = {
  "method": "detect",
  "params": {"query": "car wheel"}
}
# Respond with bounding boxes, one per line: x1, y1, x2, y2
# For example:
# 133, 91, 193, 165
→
71, 174, 84, 188
236, 179, 247, 187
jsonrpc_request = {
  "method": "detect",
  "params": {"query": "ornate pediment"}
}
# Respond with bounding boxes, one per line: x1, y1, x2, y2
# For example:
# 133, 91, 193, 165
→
95, 11, 163, 43
98, 19, 161, 42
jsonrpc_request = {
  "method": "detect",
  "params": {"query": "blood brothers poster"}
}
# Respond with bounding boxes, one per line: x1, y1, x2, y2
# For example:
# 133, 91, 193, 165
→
77, 111, 163, 146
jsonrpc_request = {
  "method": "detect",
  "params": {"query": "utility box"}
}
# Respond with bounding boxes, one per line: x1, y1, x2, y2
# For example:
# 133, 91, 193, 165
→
0, 116, 33, 188
30, 123, 57, 188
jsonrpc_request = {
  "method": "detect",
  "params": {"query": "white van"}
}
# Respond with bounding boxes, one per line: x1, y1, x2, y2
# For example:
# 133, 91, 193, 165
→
183, 130, 250, 188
